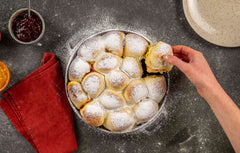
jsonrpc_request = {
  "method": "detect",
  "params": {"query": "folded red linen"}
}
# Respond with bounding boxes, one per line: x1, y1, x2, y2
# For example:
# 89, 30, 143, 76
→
0, 53, 78, 153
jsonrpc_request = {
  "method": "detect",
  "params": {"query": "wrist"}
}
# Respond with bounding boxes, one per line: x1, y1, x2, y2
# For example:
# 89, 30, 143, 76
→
197, 80, 222, 100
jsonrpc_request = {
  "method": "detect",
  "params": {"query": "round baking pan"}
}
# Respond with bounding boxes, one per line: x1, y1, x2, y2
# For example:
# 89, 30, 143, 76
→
65, 29, 170, 134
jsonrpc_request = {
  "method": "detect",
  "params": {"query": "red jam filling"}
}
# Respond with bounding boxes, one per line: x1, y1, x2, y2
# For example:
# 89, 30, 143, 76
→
12, 10, 43, 42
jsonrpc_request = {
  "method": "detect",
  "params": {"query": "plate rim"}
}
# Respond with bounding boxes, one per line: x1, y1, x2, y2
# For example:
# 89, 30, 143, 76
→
182, 0, 240, 48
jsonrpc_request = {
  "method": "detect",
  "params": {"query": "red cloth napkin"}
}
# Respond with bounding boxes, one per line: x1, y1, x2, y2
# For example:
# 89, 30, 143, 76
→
0, 53, 78, 153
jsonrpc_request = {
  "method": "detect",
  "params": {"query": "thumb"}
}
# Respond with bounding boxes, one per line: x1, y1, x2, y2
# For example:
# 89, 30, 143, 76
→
164, 55, 190, 73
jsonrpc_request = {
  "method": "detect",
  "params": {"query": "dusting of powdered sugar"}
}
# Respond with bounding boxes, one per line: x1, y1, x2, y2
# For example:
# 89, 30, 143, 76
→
83, 76, 100, 95
77, 36, 105, 62
69, 83, 88, 103
155, 43, 172, 55
68, 57, 90, 81
130, 82, 148, 102
109, 112, 134, 131
134, 100, 158, 122
103, 31, 123, 53
84, 103, 105, 118
120, 57, 142, 78
96, 54, 119, 70
126, 34, 148, 56
146, 77, 167, 103
107, 70, 128, 89
99, 91, 125, 109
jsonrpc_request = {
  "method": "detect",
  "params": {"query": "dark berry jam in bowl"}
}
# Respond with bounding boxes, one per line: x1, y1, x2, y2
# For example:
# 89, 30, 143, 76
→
8, 8, 45, 44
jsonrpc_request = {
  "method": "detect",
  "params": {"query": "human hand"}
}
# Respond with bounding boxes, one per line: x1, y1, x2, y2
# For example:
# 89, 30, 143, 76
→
163, 45, 220, 97
164, 46, 240, 153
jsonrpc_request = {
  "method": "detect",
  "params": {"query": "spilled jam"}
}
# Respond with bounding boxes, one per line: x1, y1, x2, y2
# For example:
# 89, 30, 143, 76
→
12, 10, 43, 42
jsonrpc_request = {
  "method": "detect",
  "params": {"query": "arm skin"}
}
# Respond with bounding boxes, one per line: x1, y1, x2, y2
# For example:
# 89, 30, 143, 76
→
164, 45, 240, 153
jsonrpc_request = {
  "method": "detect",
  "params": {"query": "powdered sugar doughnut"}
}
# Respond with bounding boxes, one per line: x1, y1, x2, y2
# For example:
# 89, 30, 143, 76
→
68, 57, 90, 82
102, 31, 125, 57
145, 42, 173, 73
144, 75, 167, 103
67, 81, 88, 109
124, 33, 148, 58
120, 57, 143, 78
80, 102, 106, 127
93, 53, 121, 73
98, 89, 126, 109
105, 70, 129, 91
82, 72, 105, 98
124, 79, 148, 105
103, 108, 135, 132
133, 99, 159, 122
77, 36, 105, 62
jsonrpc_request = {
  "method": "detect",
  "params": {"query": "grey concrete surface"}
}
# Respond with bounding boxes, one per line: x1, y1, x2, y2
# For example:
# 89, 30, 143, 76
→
0, 0, 239, 153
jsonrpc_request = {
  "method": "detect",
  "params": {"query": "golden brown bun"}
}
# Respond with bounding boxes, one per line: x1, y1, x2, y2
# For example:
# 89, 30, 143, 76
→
105, 70, 129, 91
67, 81, 88, 109
124, 33, 149, 58
124, 79, 148, 105
144, 75, 167, 103
80, 102, 106, 127
102, 31, 125, 56
82, 72, 105, 98
68, 57, 90, 82
103, 107, 135, 132
120, 57, 143, 78
133, 99, 159, 122
145, 41, 173, 73
77, 36, 105, 62
98, 89, 126, 109
93, 53, 121, 73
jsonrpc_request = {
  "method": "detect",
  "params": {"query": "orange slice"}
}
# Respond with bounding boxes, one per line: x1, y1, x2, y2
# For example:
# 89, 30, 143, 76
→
0, 61, 10, 92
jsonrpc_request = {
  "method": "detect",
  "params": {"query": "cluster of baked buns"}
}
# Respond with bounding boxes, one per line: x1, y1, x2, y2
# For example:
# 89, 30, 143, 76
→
67, 31, 173, 132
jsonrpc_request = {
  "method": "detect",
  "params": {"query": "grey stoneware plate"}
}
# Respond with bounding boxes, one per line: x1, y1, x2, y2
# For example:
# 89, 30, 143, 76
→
183, 0, 240, 47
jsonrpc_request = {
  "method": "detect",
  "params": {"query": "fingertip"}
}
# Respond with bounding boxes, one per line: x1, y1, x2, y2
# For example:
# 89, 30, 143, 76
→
163, 55, 169, 60
165, 55, 182, 65
163, 55, 174, 64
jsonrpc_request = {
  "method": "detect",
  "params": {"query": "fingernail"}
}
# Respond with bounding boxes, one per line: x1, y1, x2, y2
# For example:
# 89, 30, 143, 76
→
163, 55, 169, 60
